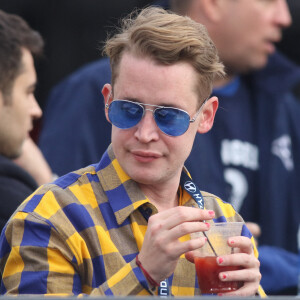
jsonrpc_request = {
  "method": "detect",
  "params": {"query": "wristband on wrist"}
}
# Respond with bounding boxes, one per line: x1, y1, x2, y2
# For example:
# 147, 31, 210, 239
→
136, 254, 160, 287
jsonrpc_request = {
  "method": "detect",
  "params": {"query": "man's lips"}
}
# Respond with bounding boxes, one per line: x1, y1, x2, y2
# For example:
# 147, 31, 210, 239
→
131, 150, 162, 162
263, 36, 280, 54
28, 120, 34, 132
265, 33, 282, 49
265, 41, 276, 54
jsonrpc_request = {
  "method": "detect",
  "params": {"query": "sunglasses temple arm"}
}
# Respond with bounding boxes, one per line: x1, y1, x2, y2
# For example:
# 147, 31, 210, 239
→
190, 97, 209, 123
105, 90, 114, 109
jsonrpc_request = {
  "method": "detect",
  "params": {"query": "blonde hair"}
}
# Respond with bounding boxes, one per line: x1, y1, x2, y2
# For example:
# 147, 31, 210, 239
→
103, 6, 224, 103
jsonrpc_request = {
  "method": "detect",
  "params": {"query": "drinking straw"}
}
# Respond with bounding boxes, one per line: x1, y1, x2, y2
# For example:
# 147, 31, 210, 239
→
203, 231, 218, 257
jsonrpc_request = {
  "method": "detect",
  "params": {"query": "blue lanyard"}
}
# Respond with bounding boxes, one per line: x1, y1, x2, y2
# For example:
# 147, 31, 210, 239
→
139, 171, 204, 297
180, 171, 205, 209
158, 280, 170, 297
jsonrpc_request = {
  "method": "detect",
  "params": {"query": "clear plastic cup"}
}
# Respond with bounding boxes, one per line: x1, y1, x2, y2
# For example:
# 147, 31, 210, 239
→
192, 222, 244, 295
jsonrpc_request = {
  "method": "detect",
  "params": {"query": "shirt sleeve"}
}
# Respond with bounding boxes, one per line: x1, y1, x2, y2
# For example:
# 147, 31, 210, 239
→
0, 212, 153, 296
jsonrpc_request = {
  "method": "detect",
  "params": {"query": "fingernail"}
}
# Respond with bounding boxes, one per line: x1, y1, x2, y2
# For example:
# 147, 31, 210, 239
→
222, 274, 227, 280
208, 210, 214, 215
205, 222, 210, 228
230, 239, 235, 244
217, 257, 224, 264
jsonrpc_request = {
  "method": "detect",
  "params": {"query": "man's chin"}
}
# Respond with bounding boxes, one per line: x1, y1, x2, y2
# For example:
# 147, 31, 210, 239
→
226, 53, 270, 75
10, 150, 22, 160
131, 172, 159, 185
8, 144, 23, 160
0, 143, 22, 159
248, 53, 271, 71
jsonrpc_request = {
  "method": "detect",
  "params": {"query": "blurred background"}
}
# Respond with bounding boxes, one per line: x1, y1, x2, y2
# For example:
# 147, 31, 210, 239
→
0, 0, 299, 118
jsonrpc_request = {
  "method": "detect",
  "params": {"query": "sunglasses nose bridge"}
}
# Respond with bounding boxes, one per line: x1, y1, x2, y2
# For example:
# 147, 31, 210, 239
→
141, 107, 158, 126
144, 107, 155, 113
137, 105, 163, 135
142, 104, 157, 119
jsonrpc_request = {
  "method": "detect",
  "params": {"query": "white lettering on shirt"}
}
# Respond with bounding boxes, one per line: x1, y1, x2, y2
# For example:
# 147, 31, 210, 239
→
271, 134, 294, 171
221, 139, 259, 170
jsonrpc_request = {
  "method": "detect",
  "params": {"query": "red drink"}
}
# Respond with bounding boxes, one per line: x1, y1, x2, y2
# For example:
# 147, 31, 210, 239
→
195, 256, 241, 294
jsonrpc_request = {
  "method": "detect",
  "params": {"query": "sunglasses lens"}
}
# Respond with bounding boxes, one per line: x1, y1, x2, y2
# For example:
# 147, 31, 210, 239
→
108, 100, 143, 129
155, 108, 190, 136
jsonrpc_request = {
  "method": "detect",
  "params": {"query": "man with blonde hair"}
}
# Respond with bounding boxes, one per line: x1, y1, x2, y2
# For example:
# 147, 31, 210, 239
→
39, 0, 300, 294
1, 7, 263, 296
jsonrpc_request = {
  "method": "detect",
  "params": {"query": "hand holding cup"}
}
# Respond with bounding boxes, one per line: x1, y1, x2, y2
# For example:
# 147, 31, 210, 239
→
191, 222, 244, 295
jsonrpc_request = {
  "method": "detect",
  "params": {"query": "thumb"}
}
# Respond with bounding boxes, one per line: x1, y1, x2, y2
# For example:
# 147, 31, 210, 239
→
185, 251, 195, 263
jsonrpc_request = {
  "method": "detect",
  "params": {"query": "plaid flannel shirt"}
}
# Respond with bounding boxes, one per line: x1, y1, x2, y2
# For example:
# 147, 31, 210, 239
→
0, 145, 265, 296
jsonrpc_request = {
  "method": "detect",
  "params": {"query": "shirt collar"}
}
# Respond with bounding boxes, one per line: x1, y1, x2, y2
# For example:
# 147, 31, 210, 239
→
96, 145, 149, 224
213, 76, 240, 97
96, 145, 195, 224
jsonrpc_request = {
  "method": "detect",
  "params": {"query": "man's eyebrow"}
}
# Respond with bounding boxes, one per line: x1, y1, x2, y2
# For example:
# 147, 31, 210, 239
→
117, 96, 180, 109
121, 96, 140, 102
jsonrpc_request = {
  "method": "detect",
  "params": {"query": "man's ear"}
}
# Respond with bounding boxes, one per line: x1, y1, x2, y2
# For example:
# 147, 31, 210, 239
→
0, 91, 3, 105
189, 0, 224, 23
0, 91, 5, 112
102, 83, 112, 123
197, 96, 218, 134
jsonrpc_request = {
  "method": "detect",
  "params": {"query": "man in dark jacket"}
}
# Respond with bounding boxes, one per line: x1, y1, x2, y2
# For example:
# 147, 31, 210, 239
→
0, 10, 53, 232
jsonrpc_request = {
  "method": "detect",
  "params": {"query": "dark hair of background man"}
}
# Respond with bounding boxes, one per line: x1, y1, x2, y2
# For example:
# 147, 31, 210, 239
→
0, 0, 153, 110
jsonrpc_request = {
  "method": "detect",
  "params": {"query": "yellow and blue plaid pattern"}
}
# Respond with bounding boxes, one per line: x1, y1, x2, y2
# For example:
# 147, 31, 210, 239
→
0, 145, 265, 297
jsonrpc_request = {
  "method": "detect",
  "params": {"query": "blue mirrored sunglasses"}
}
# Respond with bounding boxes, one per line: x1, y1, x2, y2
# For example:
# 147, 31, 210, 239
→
105, 99, 207, 137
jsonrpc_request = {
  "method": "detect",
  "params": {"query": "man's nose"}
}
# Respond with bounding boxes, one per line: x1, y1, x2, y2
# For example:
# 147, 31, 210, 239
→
30, 95, 42, 119
274, 0, 292, 28
134, 109, 160, 143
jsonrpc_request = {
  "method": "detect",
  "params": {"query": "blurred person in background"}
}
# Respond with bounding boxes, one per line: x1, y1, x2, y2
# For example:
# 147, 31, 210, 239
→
38, 0, 300, 294
0, 10, 53, 233
181, 0, 300, 294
